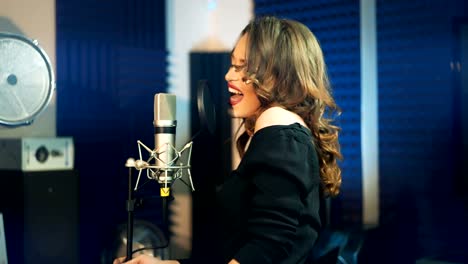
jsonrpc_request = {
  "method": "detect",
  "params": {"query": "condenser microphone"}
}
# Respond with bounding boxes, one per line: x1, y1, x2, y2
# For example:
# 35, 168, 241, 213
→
154, 93, 177, 197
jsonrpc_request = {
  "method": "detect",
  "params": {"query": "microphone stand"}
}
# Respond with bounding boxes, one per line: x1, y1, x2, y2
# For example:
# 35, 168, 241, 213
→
123, 139, 195, 261
160, 192, 171, 249
159, 179, 173, 259
125, 167, 135, 262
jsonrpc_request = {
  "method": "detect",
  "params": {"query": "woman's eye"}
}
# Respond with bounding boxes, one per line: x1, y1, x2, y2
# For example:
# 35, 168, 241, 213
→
231, 64, 245, 72
242, 77, 252, 84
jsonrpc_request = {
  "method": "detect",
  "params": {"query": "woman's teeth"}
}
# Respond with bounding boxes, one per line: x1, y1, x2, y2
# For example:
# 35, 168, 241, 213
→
229, 88, 243, 95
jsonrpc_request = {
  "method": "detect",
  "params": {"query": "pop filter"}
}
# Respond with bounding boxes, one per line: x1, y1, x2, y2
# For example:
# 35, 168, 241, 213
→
196, 79, 216, 135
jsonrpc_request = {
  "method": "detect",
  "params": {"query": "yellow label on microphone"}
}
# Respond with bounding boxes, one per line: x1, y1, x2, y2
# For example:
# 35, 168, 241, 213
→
160, 187, 170, 197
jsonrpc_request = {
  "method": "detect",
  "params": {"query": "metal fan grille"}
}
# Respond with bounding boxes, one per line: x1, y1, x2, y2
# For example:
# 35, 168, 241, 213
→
0, 32, 54, 126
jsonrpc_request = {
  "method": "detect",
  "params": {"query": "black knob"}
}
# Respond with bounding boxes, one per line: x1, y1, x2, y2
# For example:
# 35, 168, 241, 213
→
35, 145, 49, 163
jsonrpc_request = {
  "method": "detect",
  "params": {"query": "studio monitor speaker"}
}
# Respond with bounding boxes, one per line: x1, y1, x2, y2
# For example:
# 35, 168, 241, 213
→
0, 169, 79, 264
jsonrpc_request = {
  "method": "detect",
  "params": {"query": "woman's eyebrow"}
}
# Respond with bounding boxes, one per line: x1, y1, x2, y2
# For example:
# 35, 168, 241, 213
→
231, 53, 246, 64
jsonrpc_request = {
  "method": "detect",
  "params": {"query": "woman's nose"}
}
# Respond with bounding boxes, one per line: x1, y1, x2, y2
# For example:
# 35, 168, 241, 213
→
225, 68, 232, 81
225, 67, 237, 82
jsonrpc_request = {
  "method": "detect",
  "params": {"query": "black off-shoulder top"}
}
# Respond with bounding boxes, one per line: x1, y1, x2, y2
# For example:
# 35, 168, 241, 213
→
180, 123, 322, 264
217, 123, 322, 264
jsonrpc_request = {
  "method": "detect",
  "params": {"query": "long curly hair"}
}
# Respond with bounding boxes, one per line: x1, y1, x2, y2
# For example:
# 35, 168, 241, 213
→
235, 16, 343, 197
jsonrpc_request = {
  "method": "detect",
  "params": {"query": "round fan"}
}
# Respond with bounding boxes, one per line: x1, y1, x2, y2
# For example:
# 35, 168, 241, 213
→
0, 32, 55, 126
100, 220, 168, 263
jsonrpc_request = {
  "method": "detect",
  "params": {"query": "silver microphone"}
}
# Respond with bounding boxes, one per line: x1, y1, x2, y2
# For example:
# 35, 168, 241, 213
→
154, 93, 177, 197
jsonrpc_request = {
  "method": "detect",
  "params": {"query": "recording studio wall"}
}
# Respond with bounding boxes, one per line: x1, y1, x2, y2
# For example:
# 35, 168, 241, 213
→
376, 0, 468, 260
55, 0, 167, 262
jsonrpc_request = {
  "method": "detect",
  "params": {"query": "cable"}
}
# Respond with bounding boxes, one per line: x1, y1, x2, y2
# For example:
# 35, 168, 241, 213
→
131, 240, 170, 256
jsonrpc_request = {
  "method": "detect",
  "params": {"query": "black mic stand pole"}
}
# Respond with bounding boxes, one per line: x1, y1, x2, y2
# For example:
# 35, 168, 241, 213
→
159, 183, 172, 258
125, 167, 135, 262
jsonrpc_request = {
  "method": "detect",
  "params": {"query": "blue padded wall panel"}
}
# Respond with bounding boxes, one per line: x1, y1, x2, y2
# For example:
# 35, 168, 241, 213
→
377, 0, 468, 261
56, 0, 167, 262
255, 0, 362, 227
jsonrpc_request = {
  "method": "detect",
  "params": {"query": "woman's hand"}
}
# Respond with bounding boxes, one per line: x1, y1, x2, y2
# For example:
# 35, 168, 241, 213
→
113, 255, 179, 264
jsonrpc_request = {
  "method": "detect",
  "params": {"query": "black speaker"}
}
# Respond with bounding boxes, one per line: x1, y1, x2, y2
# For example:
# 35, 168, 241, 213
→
0, 169, 79, 264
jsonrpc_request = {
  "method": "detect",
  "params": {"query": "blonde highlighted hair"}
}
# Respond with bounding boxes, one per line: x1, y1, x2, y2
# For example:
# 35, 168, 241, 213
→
236, 16, 342, 197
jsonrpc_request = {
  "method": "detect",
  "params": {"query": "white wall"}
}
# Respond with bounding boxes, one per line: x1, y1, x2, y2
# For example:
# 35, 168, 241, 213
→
0, 0, 56, 138
165, 0, 253, 259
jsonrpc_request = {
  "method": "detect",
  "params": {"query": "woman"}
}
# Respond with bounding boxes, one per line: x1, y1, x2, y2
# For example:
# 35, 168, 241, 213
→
115, 15, 342, 264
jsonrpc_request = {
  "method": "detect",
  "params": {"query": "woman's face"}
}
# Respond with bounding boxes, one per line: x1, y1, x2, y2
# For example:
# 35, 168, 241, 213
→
225, 34, 261, 118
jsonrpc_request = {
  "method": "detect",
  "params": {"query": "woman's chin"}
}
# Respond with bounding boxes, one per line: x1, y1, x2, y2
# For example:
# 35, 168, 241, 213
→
228, 108, 238, 118
228, 108, 242, 118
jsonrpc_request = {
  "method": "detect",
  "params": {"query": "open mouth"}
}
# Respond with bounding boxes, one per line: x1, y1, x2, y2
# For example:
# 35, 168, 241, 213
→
229, 87, 244, 105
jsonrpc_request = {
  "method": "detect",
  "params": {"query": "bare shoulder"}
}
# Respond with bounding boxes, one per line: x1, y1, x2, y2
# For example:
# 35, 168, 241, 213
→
254, 107, 306, 133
